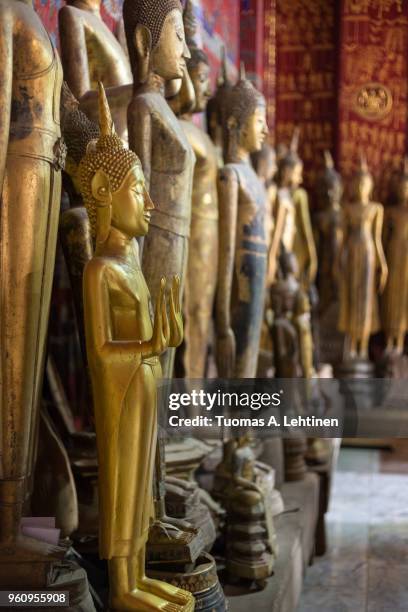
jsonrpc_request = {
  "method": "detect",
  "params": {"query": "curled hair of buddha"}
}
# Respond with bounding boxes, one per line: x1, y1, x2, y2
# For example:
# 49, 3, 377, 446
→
60, 82, 100, 165
78, 82, 141, 238
123, 0, 183, 74
226, 62, 265, 131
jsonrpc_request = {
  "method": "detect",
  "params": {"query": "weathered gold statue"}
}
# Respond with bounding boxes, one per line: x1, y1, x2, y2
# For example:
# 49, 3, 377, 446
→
271, 130, 317, 288
0, 0, 67, 585
178, 2, 219, 378
123, 0, 195, 380
80, 83, 193, 612
59, 0, 132, 141
338, 158, 388, 361
382, 158, 408, 355
216, 65, 269, 378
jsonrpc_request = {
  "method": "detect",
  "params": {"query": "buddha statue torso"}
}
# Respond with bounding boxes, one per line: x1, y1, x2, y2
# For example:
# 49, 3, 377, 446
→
179, 118, 218, 378
227, 161, 268, 378
59, 1, 132, 140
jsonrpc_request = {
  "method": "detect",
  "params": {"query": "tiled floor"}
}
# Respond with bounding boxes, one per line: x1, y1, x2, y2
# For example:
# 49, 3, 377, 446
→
297, 447, 408, 612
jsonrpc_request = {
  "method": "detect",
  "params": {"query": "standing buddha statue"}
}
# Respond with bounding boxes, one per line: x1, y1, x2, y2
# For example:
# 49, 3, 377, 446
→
215, 65, 269, 378
206, 46, 233, 167
80, 83, 193, 612
178, 0, 219, 378
59, 0, 132, 141
0, 0, 67, 586
382, 158, 408, 355
338, 157, 388, 363
123, 0, 195, 380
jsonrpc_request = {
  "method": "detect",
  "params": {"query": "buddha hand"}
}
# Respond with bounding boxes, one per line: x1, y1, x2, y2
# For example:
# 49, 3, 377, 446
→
151, 278, 170, 355
168, 275, 183, 348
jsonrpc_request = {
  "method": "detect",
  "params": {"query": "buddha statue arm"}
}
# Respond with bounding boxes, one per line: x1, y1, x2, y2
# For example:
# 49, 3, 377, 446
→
268, 199, 287, 285
127, 98, 152, 190
298, 191, 318, 285
0, 13, 12, 190
374, 204, 388, 293
216, 166, 238, 376
59, 7, 91, 100
83, 261, 169, 363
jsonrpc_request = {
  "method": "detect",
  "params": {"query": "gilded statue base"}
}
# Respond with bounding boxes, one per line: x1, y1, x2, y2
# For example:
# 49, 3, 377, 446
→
226, 519, 275, 582
147, 553, 228, 611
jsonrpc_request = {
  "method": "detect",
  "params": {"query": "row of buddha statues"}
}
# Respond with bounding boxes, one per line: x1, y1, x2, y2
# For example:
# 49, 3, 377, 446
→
0, 0, 407, 610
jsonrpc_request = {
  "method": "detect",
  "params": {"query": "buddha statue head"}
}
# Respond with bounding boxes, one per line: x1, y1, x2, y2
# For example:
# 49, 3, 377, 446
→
391, 156, 408, 207
225, 63, 268, 160
351, 154, 373, 204
277, 128, 303, 190
123, 0, 190, 85
206, 46, 233, 147
60, 82, 100, 197
251, 142, 277, 186
315, 150, 343, 211
79, 82, 154, 246
182, 0, 211, 114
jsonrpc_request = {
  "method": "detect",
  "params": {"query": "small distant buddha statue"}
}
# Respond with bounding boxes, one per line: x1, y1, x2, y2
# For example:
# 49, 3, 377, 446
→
314, 151, 343, 314
59, 0, 132, 141
271, 129, 317, 288
80, 83, 193, 612
382, 157, 408, 355
215, 64, 269, 378
338, 157, 388, 362
224, 436, 277, 582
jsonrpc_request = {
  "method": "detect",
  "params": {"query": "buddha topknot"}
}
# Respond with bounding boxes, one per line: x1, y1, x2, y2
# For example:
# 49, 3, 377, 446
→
226, 63, 265, 129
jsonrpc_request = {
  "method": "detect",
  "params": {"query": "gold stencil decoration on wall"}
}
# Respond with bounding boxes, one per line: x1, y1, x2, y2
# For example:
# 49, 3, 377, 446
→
353, 82, 393, 121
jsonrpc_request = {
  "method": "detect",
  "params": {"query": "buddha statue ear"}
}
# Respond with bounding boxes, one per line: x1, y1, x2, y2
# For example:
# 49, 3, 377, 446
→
91, 169, 112, 245
134, 24, 153, 83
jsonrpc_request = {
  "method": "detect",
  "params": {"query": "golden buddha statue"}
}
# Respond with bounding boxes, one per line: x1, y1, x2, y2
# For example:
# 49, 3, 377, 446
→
216, 65, 269, 378
80, 83, 193, 612
59, 0, 132, 141
0, 0, 67, 585
338, 157, 388, 361
382, 158, 408, 355
123, 0, 195, 380
271, 130, 317, 288
177, 1, 219, 378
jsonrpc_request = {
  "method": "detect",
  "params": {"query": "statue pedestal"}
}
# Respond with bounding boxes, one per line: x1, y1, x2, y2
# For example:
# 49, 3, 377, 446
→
337, 358, 375, 411
147, 553, 228, 611
147, 523, 204, 565
283, 437, 308, 482
0, 558, 95, 611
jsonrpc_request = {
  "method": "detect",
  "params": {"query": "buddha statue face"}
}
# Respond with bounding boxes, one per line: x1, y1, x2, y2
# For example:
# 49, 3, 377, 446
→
279, 158, 303, 190
239, 105, 268, 154
188, 59, 211, 113
354, 173, 373, 203
151, 9, 189, 80
111, 164, 154, 237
